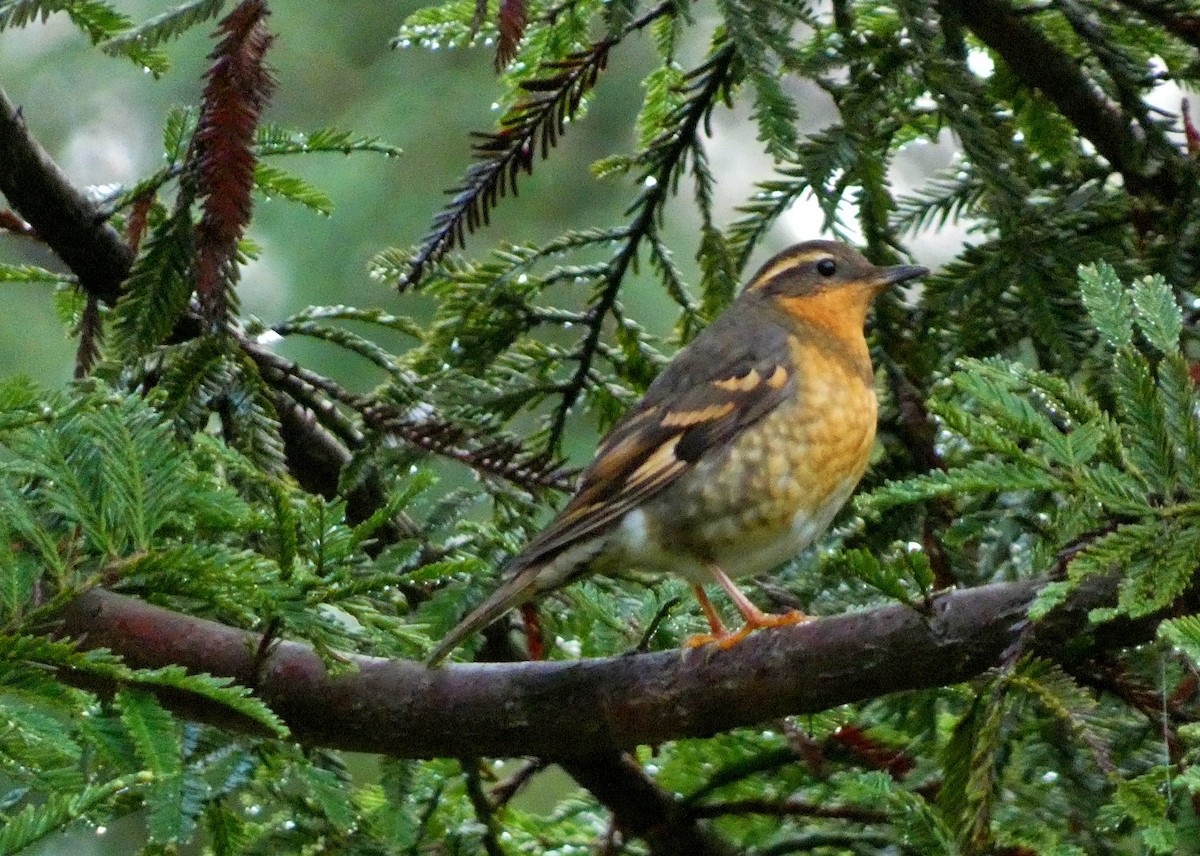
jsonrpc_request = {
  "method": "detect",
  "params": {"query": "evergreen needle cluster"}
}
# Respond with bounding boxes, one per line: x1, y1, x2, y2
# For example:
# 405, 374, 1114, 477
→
1, 0, 1200, 854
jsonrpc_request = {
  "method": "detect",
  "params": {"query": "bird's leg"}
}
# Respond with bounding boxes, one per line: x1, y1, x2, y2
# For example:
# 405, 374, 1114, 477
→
684, 584, 733, 649
687, 583, 728, 642
716, 565, 809, 629
687, 564, 809, 650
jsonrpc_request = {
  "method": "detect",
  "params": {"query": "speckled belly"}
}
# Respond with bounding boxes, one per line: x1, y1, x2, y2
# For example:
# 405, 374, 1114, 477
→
612, 339, 878, 583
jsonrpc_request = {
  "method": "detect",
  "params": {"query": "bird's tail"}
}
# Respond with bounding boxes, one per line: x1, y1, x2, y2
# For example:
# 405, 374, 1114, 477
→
425, 565, 540, 666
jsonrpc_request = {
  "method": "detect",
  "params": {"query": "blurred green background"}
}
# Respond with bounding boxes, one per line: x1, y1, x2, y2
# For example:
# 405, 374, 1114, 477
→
0, 0, 685, 392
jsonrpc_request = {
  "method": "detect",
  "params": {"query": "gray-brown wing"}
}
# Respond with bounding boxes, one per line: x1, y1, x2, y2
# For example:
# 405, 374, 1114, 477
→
510, 310, 795, 571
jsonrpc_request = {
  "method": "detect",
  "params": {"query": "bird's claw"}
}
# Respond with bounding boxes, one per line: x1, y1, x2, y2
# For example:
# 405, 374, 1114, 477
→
684, 610, 810, 650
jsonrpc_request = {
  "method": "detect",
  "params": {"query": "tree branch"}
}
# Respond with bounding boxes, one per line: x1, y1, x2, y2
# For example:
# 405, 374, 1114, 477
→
0, 85, 133, 303
946, 0, 1180, 202
52, 571, 1169, 761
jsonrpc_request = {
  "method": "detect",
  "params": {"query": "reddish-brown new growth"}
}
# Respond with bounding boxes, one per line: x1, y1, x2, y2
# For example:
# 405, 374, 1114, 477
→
495, 0, 527, 70
192, 0, 276, 328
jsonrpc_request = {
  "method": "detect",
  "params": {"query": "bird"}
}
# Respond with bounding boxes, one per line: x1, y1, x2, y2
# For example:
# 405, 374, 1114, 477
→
427, 240, 928, 665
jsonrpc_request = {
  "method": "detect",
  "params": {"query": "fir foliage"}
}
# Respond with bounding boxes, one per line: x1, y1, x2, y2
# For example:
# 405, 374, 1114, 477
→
100, 0, 227, 63
4, 0, 1200, 853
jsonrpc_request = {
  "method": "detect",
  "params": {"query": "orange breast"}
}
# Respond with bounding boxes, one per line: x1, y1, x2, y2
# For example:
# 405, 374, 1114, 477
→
646, 329, 878, 563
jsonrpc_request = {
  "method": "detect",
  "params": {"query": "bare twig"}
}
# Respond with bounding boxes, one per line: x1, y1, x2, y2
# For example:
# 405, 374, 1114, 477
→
490, 758, 547, 807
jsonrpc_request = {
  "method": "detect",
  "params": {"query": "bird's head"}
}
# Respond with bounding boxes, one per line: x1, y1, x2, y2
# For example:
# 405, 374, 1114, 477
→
741, 240, 928, 340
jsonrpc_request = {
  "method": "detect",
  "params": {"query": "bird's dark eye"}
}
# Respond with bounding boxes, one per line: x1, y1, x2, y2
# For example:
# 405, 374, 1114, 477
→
816, 258, 837, 277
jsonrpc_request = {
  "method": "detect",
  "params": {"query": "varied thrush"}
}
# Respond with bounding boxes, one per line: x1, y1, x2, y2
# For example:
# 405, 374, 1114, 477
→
427, 240, 928, 665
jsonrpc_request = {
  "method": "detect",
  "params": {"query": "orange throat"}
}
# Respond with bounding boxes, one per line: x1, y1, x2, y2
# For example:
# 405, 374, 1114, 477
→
775, 285, 880, 371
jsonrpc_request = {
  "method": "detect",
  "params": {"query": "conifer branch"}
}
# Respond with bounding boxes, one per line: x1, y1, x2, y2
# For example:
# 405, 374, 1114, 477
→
243, 340, 573, 493
190, 0, 276, 328
399, 1, 676, 290
546, 41, 737, 451
949, 0, 1182, 203
399, 43, 609, 289
241, 340, 367, 445
362, 402, 573, 492
1057, 0, 1168, 150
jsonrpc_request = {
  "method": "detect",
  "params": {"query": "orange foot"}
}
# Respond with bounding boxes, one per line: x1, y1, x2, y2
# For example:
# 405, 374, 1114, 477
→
684, 610, 810, 650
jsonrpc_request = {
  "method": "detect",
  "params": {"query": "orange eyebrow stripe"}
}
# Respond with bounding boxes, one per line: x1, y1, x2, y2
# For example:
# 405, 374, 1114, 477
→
712, 369, 761, 392
746, 250, 828, 291
660, 401, 735, 428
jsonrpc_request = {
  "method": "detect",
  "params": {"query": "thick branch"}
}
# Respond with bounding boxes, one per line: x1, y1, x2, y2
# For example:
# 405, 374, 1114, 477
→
0, 86, 133, 304
53, 573, 1163, 761
947, 0, 1179, 201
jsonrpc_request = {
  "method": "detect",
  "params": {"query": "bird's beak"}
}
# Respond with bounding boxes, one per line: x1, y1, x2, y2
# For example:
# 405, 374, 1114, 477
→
879, 263, 929, 287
